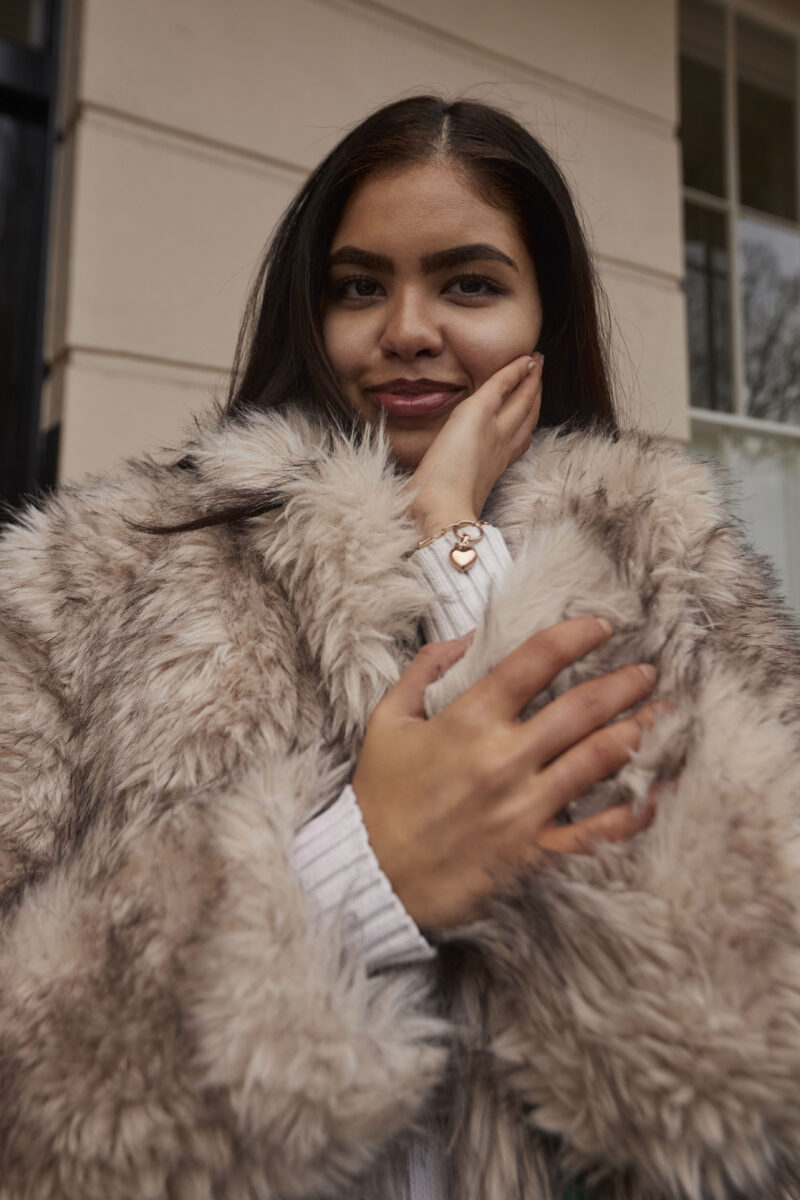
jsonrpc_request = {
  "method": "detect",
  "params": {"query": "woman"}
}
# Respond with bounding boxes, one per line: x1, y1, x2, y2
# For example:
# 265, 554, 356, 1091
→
1, 95, 799, 1200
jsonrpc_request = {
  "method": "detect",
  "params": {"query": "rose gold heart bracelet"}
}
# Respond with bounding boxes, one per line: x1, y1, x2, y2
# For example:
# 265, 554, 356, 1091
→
413, 520, 486, 573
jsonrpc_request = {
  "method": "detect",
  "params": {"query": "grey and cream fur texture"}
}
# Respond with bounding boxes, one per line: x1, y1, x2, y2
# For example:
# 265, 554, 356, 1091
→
1, 403, 799, 1200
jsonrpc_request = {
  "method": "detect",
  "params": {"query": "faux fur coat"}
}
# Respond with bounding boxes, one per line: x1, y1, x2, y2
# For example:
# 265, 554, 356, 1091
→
1, 403, 800, 1200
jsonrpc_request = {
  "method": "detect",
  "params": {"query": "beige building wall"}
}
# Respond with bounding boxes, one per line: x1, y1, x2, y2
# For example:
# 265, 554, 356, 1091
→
48, 0, 688, 481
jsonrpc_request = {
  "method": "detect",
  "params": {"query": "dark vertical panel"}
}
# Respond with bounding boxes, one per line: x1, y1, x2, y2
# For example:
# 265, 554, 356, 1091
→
0, 102, 47, 504
679, 0, 727, 198
0, 0, 59, 512
684, 202, 733, 412
737, 16, 797, 221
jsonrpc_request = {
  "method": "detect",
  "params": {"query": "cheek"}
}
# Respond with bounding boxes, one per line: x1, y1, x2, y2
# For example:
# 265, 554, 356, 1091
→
449, 307, 542, 390
322, 311, 377, 388
321, 314, 351, 381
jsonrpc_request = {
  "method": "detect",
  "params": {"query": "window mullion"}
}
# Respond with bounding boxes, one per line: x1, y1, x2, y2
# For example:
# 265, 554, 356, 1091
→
725, 4, 746, 417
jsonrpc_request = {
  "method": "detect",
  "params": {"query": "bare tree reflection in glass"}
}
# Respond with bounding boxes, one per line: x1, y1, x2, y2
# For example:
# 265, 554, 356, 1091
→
739, 219, 800, 425
685, 204, 733, 412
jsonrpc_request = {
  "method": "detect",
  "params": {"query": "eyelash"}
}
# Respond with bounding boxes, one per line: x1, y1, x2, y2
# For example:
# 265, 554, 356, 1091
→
328, 272, 506, 301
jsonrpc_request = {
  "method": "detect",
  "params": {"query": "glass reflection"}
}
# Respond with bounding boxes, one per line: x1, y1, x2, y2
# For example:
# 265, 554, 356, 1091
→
739, 217, 800, 424
685, 203, 732, 411
680, 0, 726, 198
691, 421, 800, 615
737, 16, 797, 221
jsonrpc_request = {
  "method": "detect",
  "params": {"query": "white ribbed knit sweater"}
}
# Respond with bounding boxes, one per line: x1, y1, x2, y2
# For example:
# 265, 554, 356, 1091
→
290, 526, 512, 1199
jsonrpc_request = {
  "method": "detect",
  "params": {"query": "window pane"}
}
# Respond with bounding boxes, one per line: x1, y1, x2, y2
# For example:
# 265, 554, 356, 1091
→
680, 0, 726, 197
739, 216, 800, 424
685, 203, 733, 411
691, 421, 800, 616
737, 16, 797, 220
0, 0, 47, 49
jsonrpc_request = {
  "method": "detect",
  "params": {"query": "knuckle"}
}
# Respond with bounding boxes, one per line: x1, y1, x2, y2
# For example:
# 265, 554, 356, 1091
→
527, 627, 572, 672
416, 641, 445, 662
484, 747, 521, 795
572, 683, 610, 724
445, 692, 484, 736
579, 729, 627, 776
472, 730, 519, 792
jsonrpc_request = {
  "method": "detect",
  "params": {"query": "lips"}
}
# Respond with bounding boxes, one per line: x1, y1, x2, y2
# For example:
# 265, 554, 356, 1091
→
365, 378, 467, 417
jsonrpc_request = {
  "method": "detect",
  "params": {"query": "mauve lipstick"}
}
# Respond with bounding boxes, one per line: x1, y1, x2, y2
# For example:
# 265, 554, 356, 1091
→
365, 378, 467, 417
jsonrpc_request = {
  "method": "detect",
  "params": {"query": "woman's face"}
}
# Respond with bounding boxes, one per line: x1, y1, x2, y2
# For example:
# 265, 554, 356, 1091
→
322, 159, 543, 469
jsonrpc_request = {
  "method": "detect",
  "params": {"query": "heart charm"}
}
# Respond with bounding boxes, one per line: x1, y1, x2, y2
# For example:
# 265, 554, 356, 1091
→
450, 545, 477, 573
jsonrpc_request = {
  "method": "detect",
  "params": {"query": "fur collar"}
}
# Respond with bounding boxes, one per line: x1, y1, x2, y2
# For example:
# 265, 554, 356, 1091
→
152, 405, 742, 753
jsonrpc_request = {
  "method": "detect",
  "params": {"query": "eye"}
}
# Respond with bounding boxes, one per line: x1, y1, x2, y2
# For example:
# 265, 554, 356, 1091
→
444, 273, 505, 300
329, 275, 384, 301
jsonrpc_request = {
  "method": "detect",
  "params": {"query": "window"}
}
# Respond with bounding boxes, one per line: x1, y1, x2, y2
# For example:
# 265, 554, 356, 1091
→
680, 0, 800, 614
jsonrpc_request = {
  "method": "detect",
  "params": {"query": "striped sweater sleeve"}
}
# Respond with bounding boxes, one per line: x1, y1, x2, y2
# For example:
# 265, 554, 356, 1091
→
290, 525, 513, 973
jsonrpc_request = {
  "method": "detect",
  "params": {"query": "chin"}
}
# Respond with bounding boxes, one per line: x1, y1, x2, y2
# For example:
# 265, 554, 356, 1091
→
352, 409, 438, 471
384, 429, 437, 471
345, 396, 442, 470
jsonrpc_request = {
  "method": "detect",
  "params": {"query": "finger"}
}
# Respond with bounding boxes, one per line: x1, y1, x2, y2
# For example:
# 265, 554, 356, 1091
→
524, 663, 658, 768
462, 616, 614, 722
527, 701, 663, 828
537, 797, 655, 856
473, 354, 539, 415
531, 696, 661, 818
497, 353, 543, 439
507, 377, 543, 460
382, 634, 474, 721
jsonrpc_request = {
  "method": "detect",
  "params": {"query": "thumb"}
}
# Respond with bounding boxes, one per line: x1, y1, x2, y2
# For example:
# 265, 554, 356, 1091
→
384, 633, 474, 721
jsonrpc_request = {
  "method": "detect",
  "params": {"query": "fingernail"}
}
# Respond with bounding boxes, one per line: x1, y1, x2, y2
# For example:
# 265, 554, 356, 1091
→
527, 359, 535, 372
596, 617, 613, 635
532, 351, 544, 366
637, 664, 657, 683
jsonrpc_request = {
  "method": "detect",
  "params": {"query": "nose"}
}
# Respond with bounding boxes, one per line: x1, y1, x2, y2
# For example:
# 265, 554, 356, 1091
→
378, 288, 444, 360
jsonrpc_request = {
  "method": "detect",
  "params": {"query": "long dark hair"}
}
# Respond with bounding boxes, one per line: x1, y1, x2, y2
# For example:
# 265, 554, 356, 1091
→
146, 96, 617, 533
228, 94, 616, 431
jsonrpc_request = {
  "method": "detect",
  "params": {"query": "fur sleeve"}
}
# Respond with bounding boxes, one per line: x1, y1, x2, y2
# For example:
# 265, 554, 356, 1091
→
0, 488, 444, 1199
0, 747, 443, 1200
425, 432, 800, 1200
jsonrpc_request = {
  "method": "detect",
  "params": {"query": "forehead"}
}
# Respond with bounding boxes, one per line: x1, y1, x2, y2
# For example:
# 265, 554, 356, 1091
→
331, 160, 525, 257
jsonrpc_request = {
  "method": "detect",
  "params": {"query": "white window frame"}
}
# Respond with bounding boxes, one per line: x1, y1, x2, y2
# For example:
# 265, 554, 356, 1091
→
684, 0, 800, 443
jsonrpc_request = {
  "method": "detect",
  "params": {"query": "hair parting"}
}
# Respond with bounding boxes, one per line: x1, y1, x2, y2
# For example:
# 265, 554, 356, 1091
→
150, 95, 618, 533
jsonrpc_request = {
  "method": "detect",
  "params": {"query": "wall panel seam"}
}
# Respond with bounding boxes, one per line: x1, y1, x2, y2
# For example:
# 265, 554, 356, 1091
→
51, 344, 232, 379
69, 95, 677, 188
64, 101, 310, 181
597, 254, 683, 290
316, 0, 677, 137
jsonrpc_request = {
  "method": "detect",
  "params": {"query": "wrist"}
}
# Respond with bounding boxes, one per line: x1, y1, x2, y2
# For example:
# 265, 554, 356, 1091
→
409, 495, 479, 541
417, 514, 479, 542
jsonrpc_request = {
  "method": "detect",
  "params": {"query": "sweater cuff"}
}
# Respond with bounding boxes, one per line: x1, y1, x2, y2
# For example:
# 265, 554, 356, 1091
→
415, 524, 513, 641
290, 785, 436, 972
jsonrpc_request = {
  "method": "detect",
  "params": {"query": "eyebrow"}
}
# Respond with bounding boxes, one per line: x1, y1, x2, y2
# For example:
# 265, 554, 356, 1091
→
327, 243, 518, 274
